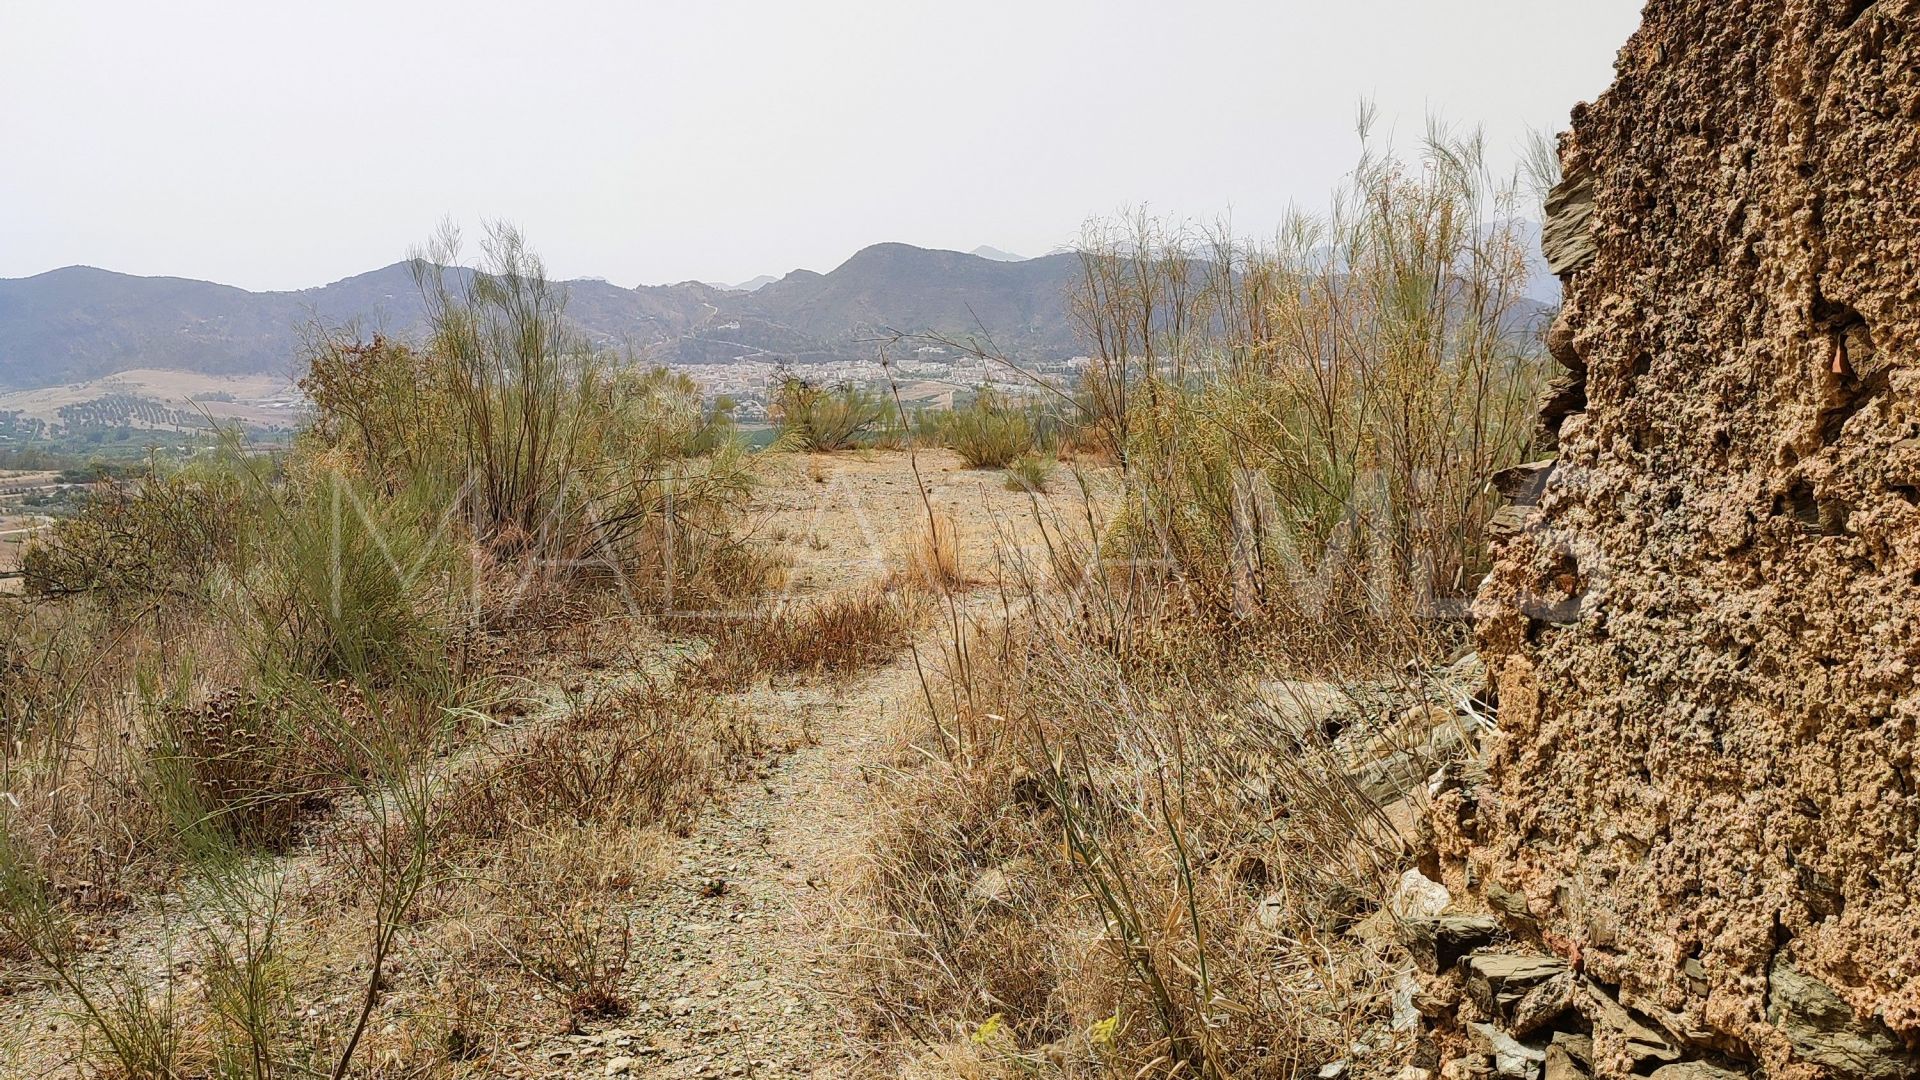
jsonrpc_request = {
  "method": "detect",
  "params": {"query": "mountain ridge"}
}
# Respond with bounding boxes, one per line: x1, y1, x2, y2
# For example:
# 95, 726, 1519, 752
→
0, 245, 1086, 389
0, 241, 1557, 390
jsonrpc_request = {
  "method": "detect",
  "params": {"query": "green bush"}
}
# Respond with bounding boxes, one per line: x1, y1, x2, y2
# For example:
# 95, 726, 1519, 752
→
304, 225, 766, 602
940, 390, 1036, 468
771, 376, 888, 452
21, 444, 266, 608
238, 469, 462, 692
1004, 453, 1054, 493
1076, 124, 1547, 646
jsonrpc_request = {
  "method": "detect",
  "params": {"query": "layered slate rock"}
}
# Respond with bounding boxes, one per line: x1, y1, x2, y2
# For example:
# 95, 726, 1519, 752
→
1462, 1, 1920, 1077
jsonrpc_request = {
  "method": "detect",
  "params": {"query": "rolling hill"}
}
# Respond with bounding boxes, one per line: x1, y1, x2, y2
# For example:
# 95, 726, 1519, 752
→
0, 246, 1086, 390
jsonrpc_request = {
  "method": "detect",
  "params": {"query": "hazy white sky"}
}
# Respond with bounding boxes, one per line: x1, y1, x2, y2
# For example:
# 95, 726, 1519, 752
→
1, 1, 1644, 291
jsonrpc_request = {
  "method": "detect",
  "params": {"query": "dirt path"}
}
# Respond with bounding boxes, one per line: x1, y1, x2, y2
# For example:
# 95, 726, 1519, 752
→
0, 450, 1104, 1080
526, 653, 917, 1079
521, 450, 1103, 1079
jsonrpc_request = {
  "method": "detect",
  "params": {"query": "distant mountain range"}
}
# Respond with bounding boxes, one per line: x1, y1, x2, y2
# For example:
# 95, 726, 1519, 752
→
0, 243, 1086, 389
0, 238, 1557, 390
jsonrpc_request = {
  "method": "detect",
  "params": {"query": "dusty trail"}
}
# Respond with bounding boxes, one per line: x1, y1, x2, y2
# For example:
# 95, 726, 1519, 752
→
523, 451, 1099, 1079
0, 450, 1098, 1079
528, 651, 919, 1078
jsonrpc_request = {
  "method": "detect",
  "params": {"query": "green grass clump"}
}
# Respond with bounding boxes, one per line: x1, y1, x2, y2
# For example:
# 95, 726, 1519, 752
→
1004, 453, 1054, 493
938, 390, 1037, 469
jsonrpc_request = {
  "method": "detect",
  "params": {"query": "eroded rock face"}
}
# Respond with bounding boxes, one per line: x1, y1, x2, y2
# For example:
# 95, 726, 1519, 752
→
1469, 1, 1920, 1076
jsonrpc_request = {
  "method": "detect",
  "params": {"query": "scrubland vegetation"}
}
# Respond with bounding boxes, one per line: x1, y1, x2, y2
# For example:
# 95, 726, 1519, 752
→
853, 124, 1546, 1079
0, 223, 799, 1077
2, 124, 1546, 1080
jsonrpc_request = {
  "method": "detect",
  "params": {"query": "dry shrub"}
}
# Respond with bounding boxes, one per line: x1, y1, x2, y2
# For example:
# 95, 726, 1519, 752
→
147, 686, 341, 851
20, 462, 261, 609
491, 825, 647, 1022
0, 607, 210, 917
861, 727, 1080, 1047
0, 730, 159, 923
856, 580, 1468, 1078
686, 586, 927, 691
440, 678, 755, 847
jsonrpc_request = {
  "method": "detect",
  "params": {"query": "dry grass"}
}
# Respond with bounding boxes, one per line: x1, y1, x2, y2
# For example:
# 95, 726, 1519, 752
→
685, 585, 929, 691
898, 512, 966, 593
440, 678, 755, 847
852, 479, 1480, 1079
268, 674, 764, 1064
428, 679, 759, 1027
857, 621, 1437, 1077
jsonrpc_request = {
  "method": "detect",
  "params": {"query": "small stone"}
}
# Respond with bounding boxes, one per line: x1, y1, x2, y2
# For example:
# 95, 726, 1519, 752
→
1483, 882, 1535, 928
1391, 972, 1422, 1031
605, 1056, 635, 1075
1543, 1045, 1588, 1080
1647, 1064, 1747, 1080
1470, 1023, 1546, 1080
1399, 915, 1504, 974
1388, 869, 1452, 920
1317, 1062, 1350, 1080
1510, 972, 1577, 1036
1583, 984, 1679, 1067
1550, 1032, 1593, 1066
1257, 893, 1287, 929
1462, 953, 1568, 1016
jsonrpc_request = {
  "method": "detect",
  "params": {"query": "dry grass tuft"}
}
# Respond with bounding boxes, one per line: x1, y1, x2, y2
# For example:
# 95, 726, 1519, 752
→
440, 678, 755, 847
686, 586, 928, 691
898, 513, 966, 593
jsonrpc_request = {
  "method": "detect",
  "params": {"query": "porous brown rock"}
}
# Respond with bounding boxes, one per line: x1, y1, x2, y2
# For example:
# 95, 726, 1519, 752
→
1467, 1, 1920, 1077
